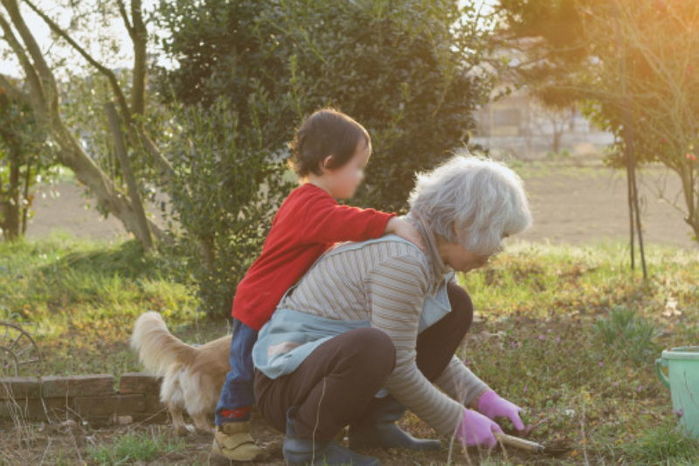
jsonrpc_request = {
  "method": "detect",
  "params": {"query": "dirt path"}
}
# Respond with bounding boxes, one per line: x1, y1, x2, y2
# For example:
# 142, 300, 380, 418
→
25, 163, 697, 249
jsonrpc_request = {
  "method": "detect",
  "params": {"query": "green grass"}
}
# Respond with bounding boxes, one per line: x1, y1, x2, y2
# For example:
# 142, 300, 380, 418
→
86, 431, 185, 465
620, 419, 699, 464
461, 240, 698, 320
0, 232, 216, 376
1, 233, 698, 464
455, 240, 699, 463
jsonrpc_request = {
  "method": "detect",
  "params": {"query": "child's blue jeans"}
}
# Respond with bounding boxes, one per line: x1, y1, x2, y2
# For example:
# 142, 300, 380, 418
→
215, 318, 258, 425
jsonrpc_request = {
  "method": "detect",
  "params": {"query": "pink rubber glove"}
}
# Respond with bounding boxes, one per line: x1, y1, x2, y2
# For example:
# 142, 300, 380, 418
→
477, 390, 525, 431
456, 408, 503, 448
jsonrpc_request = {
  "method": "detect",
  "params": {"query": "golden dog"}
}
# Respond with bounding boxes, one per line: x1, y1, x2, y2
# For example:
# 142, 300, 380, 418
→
130, 311, 231, 434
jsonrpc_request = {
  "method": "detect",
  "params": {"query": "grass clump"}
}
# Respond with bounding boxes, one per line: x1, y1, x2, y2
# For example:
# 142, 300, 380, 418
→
593, 305, 661, 365
621, 419, 699, 464
86, 431, 184, 465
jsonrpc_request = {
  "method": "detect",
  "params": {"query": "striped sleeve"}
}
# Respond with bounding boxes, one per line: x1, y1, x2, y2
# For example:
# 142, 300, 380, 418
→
366, 253, 464, 436
434, 356, 490, 406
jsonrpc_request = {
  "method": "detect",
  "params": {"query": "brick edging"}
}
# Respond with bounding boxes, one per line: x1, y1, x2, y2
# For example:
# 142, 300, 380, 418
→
0, 373, 166, 425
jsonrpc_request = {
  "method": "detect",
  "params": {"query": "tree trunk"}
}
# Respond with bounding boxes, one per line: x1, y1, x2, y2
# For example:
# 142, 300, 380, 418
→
625, 149, 636, 270
104, 101, 152, 249
52, 120, 164, 246
4, 146, 22, 240
128, 0, 147, 115
551, 129, 562, 154
20, 158, 31, 235
677, 163, 698, 242
623, 121, 647, 279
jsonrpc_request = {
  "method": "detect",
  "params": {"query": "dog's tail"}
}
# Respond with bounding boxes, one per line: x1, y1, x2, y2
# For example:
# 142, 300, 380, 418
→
130, 311, 197, 376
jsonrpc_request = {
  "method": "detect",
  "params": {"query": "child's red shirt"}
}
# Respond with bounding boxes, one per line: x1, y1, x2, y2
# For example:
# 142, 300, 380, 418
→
232, 183, 395, 330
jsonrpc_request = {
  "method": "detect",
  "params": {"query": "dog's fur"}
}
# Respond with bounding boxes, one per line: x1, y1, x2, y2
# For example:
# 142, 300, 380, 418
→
130, 311, 231, 434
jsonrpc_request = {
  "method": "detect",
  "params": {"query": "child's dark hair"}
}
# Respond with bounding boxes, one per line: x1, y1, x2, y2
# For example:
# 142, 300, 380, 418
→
289, 108, 370, 177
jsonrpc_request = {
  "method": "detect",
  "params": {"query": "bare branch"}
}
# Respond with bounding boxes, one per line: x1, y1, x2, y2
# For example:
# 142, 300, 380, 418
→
136, 129, 177, 182
21, 0, 132, 121
129, 0, 147, 115
1, 0, 57, 112
116, 0, 133, 35
0, 9, 47, 119
131, 0, 145, 33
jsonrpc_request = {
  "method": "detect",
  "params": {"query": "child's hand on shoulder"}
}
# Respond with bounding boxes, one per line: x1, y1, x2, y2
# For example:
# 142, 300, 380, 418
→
386, 218, 426, 252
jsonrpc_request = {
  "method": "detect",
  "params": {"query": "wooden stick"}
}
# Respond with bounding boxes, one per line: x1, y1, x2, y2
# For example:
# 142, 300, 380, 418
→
495, 432, 545, 452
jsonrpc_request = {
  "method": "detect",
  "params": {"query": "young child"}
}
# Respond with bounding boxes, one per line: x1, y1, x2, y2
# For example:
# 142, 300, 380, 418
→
212, 108, 424, 461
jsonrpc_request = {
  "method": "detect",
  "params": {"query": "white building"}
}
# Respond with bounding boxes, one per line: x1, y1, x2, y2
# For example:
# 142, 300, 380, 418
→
472, 87, 614, 160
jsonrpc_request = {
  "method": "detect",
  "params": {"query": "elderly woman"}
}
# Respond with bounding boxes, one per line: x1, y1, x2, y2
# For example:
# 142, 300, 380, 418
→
252, 156, 533, 465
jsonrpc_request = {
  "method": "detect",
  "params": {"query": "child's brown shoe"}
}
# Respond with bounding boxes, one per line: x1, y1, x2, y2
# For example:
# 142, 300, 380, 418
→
212, 421, 263, 461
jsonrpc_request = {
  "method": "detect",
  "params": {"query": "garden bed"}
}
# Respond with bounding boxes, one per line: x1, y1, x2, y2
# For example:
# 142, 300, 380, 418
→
0, 236, 697, 464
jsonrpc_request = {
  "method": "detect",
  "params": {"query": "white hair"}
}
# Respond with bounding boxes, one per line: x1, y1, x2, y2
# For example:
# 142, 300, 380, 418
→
408, 155, 532, 256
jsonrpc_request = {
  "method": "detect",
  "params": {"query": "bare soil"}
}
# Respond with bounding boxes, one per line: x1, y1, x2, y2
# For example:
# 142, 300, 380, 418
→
25, 163, 697, 249
516, 163, 696, 249
0, 406, 559, 465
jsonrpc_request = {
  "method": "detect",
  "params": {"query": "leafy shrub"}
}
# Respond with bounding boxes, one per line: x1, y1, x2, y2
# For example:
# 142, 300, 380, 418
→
158, 98, 292, 316
154, 0, 495, 315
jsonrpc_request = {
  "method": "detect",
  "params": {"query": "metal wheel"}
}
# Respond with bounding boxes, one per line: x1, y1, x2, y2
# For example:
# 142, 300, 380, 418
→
0, 322, 42, 377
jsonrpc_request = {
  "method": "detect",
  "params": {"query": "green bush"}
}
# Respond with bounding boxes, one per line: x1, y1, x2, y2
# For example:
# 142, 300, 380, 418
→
158, 0, 493, 212
158, 98, 293, 316
255, 0, 494, 211
153, 0, 494, 315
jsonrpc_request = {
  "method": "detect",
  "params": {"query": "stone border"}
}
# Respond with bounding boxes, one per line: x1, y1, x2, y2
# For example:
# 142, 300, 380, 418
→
0, 373, 166, 426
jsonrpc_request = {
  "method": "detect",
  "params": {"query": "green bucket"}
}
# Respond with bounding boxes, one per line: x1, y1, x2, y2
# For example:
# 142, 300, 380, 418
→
656, 346, 699, 439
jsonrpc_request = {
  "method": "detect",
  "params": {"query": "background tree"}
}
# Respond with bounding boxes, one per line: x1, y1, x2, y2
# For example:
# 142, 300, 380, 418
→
0, 77, 52, 240
0, 0, 167, 249
497, 0, 699, 269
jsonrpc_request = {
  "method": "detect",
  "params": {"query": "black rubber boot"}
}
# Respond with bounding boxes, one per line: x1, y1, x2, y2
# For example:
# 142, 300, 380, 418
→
283, 407, 381, 465
349, 396, 441, 451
